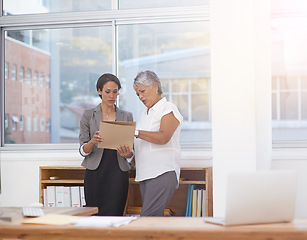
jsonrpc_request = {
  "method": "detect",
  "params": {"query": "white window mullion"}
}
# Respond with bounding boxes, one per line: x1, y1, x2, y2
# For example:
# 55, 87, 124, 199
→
298, 76, 302, 121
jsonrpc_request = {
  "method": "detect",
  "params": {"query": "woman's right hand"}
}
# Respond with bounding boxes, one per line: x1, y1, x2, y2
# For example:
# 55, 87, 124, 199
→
89, 131, 103, 145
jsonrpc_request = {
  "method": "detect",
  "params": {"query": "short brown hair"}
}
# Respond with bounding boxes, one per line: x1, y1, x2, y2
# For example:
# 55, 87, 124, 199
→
96, 73, 121, 91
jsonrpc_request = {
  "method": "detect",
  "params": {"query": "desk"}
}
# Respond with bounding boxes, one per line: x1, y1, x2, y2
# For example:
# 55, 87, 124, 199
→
0, 210, 307, 240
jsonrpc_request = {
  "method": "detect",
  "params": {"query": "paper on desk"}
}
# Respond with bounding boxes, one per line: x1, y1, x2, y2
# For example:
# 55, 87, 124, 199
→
98, 121, 136, 150
21, 214, 82, 225
70, 216, 137, 227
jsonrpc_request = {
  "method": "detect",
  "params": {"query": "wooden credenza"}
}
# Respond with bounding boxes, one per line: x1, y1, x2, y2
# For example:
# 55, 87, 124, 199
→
39, 166, 213, 216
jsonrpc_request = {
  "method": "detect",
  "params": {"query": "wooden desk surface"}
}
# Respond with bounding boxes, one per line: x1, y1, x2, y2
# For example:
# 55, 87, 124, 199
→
0, 210, 307, 240
0, 207, 98, 225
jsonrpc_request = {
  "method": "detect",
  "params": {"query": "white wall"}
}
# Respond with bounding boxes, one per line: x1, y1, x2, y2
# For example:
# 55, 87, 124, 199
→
271, 149, 307, 218
211, 0, 272, 216
0, 150, 82, 206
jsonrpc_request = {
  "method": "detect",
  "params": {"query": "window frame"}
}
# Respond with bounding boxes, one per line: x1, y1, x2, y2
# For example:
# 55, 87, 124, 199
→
0, 5, 209, 151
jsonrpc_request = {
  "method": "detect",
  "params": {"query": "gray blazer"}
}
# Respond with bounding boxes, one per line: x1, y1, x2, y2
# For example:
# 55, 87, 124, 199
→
79, 104, 133, 171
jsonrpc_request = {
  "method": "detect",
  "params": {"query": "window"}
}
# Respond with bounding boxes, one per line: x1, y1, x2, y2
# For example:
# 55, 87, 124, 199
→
46, 75, 50, 88
40, 73, 45, 87
11, 115, 18, 131
2, 1, 209, 146
19, 66, 24, 82
46, 119, 50, 132
20, 116, 24, 131
27, 69, 32, 84
33, 71, 38, 85
33, 117, 38, 132
11, 65, 16, 81
118, 22, 210, 142
27, 116, 32, 132
40, 118, 45, 132
271, 0, 307, 141
3, 0, 112, 15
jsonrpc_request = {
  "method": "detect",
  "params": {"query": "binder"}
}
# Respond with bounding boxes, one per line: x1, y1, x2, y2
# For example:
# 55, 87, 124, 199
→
55, 186, 65, 207
46, 186, 56, 207
71, 186, 81, 207
43, 188, 48, 207
80, 186, 86, 207
63, 186, 71, 207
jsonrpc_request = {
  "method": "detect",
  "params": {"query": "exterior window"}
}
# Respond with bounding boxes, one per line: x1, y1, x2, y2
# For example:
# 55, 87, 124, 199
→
33, 71, 38, 85
12, 115, 18, 131
27, 116, 32, 132
33, 117, 38, 132
12, 65, 16, 81
40, 118, 45, 132
19, 67, 24, 82
27, 69, 32, 84
20, 116, 24, 131
40, 73, 45, 87
46, 75, 50, 88
46, 119, 50, 132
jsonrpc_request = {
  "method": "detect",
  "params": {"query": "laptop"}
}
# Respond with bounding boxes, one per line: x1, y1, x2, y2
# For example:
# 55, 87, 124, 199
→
204, 170, 297, 226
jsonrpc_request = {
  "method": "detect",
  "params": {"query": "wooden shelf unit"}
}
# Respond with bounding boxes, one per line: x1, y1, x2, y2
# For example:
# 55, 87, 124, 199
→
39, 166, 213, 216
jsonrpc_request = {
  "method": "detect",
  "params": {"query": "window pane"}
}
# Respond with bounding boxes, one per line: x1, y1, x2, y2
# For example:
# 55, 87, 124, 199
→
119, 0, 208, 9
271, 0, 307, 141
280, 92, 298, 120
5, 26, 112, 144
118, 21, 211, 142
3, 0, 111, 15
192, 94, 209, 121
172, 79, 188, 93
172, 95, 189, 121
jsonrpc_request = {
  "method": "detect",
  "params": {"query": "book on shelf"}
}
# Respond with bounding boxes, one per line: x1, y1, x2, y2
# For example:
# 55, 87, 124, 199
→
202, 189, 206, 217
184, 184, 194, 216
185, 185, 206, 217
192, 189, 198, 217
196, 189, 202, 217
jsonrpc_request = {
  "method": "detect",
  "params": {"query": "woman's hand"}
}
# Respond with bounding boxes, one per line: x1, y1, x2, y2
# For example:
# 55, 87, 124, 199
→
117, 145, 133, 158
90, 131, 103, 145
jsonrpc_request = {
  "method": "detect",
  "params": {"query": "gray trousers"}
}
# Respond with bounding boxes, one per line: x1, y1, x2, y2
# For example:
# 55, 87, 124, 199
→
139, 171, 177, 216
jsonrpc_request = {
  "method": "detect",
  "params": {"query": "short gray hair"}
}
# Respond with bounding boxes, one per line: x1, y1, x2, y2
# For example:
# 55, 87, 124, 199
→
133, 70, 163, 95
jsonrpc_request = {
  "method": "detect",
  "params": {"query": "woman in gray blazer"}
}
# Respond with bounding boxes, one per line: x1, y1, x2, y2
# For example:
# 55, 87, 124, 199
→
79, 73, 133, 216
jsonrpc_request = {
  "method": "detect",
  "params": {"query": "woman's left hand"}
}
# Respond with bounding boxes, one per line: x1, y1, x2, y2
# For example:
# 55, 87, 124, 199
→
117, 145, 133, 158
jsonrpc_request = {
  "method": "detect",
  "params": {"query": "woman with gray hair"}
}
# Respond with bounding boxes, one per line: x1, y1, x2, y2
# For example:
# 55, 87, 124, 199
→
118, 70, 183, 216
